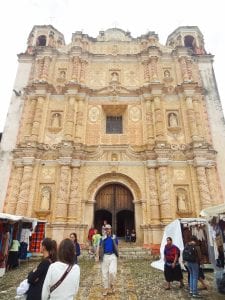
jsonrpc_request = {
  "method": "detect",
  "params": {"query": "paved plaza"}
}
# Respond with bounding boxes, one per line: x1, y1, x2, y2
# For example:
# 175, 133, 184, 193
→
0, 257, 224, 300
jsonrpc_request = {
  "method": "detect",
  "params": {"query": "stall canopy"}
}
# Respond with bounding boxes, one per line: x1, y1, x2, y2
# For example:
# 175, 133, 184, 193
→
200, 203, 225, 218
0, 212, 38, 223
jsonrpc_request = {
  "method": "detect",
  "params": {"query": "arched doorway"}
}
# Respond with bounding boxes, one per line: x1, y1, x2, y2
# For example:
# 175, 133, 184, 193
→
94, 183, 134, 237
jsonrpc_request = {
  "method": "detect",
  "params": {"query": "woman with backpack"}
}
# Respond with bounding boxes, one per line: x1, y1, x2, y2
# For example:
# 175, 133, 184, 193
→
164, 237, 184, 290
183, 235, 202, 298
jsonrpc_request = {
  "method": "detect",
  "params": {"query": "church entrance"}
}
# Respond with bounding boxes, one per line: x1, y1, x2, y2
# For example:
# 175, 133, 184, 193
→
94, 183, 134, 237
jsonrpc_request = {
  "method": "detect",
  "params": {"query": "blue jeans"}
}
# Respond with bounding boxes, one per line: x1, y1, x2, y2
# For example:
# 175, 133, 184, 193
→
187, 262, 199, 294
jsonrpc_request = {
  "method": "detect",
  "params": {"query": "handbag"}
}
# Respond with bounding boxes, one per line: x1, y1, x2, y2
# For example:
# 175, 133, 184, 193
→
50, 264, 73, 293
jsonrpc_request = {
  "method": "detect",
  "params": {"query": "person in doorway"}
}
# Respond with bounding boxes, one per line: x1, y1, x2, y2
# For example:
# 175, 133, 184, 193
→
69, 233, 80, 264
92, 229, 102, 261
100, 224, 118, 296
42, 238, 80, 300
87, 225, 95, 255
125, 229, 131, 242
131, 229, 136, 242
164, 237, 184, 290
26, 238, 57, 300
101, 220, 108, 237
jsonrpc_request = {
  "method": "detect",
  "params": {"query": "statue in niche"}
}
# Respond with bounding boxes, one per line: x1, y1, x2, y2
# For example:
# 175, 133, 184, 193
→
111, 72, 119, 82
51, 113, 61, 128
168, 113, 178, 127
164, 70, 171, 78
177, 191, 187, 211
59, 70, 66, 80
40, 186, 51, 210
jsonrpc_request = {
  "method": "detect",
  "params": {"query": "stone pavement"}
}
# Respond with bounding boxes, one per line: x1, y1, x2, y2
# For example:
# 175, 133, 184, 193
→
0, 257, 224, 300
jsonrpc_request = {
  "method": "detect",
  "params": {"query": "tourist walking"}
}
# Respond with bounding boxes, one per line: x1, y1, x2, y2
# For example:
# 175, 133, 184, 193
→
26, 238, 57, 300
42, 238, 80, 300
164, 237, 184, 290
101, 220, 108, 237
69, 232, 80, 263
92, 229, 101, 261
183, 235, 202, 298
100, 224, 119, 296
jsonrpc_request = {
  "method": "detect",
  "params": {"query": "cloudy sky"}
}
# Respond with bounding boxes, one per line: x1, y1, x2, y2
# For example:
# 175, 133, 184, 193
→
0, 0, 224, 131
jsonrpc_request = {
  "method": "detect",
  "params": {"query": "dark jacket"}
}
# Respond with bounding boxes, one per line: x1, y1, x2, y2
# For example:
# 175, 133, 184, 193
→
27, 257, 51, 300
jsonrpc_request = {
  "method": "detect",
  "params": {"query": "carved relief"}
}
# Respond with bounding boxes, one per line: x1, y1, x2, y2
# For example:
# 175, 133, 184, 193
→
129, 106, 141, 122
41, 167, 55, 182
40, 186, 51, 210
88, 106, 100, 122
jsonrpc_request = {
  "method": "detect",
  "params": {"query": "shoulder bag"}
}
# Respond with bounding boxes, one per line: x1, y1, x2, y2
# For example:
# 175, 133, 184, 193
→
50, 264, 73, 293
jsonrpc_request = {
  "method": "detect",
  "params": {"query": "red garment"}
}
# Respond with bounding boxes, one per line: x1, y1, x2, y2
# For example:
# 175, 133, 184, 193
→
88, 228, 95, 241
164, 244, 180, 263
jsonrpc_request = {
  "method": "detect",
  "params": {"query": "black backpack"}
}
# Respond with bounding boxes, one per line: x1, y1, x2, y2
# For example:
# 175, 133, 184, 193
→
182, 244, 197, 262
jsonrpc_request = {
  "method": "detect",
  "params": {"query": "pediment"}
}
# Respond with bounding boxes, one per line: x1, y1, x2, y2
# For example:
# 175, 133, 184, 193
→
97, 28, 132, 42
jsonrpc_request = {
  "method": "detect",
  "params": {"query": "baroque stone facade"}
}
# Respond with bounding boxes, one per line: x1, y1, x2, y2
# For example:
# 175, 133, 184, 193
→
1, 25, 225, 247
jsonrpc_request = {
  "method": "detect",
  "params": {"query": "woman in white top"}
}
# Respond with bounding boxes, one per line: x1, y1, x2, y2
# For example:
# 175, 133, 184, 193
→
42, 238, 80, 300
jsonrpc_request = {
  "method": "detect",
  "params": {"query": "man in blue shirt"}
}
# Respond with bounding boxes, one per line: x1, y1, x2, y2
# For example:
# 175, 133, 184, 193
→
100, 224, 118, 296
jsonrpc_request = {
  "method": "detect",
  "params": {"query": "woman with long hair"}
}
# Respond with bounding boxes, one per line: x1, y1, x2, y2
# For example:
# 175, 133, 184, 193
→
69, 232, 80, 263
164, 236, 184, 290
42, 238, 80, 300
26, 237, 57, 300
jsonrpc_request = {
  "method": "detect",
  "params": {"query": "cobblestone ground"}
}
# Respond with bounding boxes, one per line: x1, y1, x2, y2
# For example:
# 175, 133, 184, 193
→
0, 258, 224, 300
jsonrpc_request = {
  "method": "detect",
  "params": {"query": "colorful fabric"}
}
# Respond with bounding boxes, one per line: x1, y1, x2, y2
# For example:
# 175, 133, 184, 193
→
164, 244, 180, 263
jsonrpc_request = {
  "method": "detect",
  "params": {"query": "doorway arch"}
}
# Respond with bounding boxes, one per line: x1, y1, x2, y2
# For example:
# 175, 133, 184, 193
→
94, 183, 134, 237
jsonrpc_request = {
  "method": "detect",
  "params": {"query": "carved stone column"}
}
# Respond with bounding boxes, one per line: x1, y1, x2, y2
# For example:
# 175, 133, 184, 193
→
193, 96, 203, 139
34, 58, 44, 81
41, 56, 51, 81
18, 98, 36, 144
206, 165, 221, 205
186, 58, 193, 81
158, 165, 172, 223
31, 96, 44, 141
6, 164, 23, 214
55, 163, 71, 222
67, 165, 81, 223
141, 201, 147, 225
71, 56, 80, 81
145, 98, 154, 144
148, 166, 160, 224
142, 60, 150, 83
196, 165, 212, 209
64, 96, 75, 140
179, 56, 189, 82
80, 60, 87, 83
16, 162, 34, 216
185, 96, 198, 140
154, 96, 165, 140
149, 56, 159, 82
75, 98, 84, 142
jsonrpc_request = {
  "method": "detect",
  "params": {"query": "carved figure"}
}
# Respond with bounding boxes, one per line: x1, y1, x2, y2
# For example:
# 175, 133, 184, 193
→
51, 113, 61, 128
177, 192, 187, 211
169, 113, 178, 127
40, 187, 51, 210
111, 72, 119, 82
164, 70, 171, 78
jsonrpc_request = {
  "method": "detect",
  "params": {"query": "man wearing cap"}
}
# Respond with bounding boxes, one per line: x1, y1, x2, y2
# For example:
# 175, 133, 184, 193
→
100, 224, 118, 296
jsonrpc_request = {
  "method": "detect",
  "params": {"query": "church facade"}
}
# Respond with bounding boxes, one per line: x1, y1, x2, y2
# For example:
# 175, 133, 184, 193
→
1, 25, 225, 247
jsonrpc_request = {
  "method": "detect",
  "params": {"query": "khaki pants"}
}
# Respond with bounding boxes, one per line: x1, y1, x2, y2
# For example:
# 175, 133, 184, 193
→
101, 254, 117, 289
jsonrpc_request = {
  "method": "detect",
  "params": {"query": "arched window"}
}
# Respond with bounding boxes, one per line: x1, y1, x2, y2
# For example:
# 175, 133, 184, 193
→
37, 35, 47, 46
184, 35, 195, 51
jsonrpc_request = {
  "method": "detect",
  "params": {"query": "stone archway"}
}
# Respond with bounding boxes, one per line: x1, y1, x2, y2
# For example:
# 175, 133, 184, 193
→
94, 183, 134, 237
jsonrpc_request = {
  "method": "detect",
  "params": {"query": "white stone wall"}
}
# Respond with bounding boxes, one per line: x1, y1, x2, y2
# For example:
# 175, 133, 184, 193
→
0, 61, 32, 211
199, 59, 225, 202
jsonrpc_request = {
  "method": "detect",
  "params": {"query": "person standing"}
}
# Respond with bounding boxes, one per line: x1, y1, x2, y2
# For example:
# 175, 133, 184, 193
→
42, 238, 80, 300
87, 225, 95, 255
185, 235, 202, 298
26, 238, 57, 300
69, 233, 80, 264
92, 229, 101, 261
100, 224, 118, 296
101, 220, 108, 237
164, 237, 184, 290
6, 238, 20, 270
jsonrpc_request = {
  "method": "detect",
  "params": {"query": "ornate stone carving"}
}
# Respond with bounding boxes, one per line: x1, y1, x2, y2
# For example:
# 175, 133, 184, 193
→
148, 167, 160, 224
40, 186, 51, 210
196, 166, 212, 209
158, 166, 172, 222
129, 106, 141, 122
88, 106, 100, 122
68, 167, 80, 223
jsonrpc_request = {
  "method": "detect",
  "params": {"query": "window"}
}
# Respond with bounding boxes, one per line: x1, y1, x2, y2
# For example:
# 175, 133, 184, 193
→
106, 116, 122, 134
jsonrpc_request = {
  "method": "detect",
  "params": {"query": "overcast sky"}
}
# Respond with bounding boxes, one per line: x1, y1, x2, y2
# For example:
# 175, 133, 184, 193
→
0, 0, 224, 131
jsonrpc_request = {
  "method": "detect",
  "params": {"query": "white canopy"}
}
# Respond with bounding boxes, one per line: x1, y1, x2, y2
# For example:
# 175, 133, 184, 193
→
200, 203, 225, 218
0, 212, 37, 223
